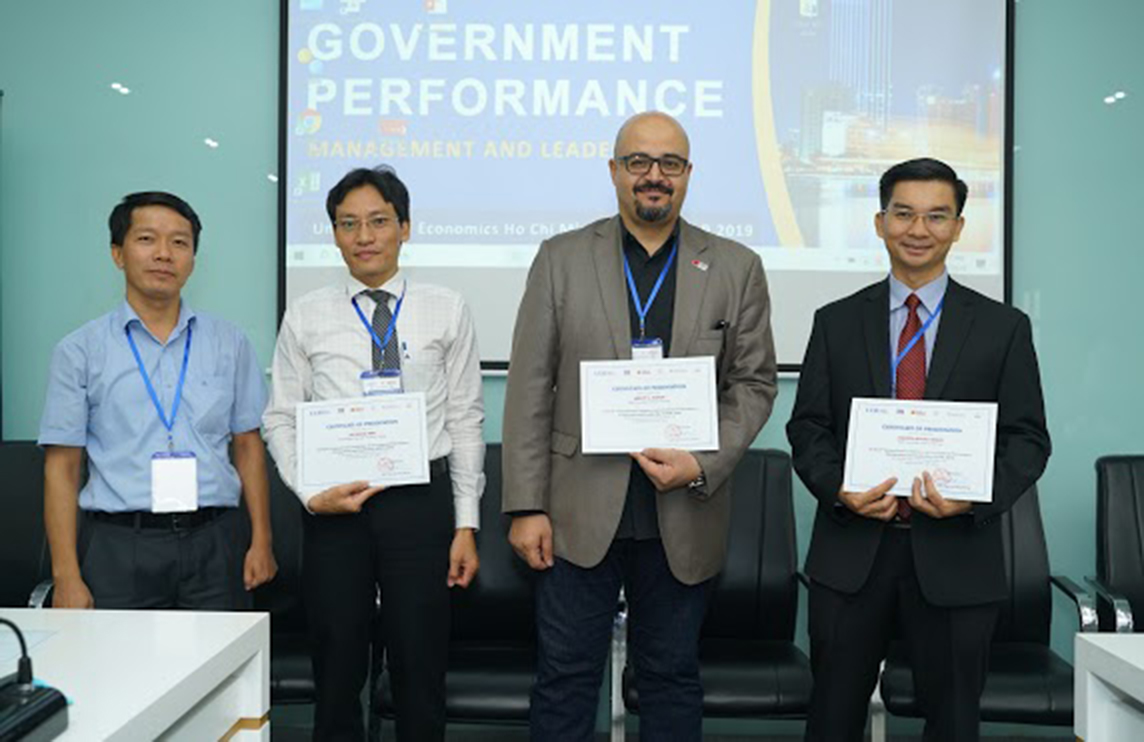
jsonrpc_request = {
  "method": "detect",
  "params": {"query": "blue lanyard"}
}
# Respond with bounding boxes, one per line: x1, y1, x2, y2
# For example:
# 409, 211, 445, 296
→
125, 322, 193, 450
352, 281, 407, 357
623, 240, 678, 340
890, 296, 944, 389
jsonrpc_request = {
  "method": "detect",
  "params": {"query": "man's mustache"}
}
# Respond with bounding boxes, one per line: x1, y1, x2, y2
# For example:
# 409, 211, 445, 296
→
635, 183, 674, 195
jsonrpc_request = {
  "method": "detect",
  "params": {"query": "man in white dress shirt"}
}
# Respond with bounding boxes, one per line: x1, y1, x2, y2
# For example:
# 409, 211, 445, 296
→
263, 166, 485, 741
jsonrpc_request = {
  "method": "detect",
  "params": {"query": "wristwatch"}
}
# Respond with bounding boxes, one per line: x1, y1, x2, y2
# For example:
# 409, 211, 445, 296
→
688, 469, 707, 494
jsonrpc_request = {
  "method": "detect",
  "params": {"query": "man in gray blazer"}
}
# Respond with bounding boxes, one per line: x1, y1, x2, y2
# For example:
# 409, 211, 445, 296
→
502, 111, 778, 741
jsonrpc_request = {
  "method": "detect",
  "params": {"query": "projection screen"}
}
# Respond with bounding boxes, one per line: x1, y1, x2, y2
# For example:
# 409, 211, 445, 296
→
282, 0, 1011, 369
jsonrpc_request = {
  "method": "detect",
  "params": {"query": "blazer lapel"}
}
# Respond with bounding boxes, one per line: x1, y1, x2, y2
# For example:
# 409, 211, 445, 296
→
924, 279, 975, 400
670, 220, 710, 357
863, 280, 892, 398
591, 216, 632, 359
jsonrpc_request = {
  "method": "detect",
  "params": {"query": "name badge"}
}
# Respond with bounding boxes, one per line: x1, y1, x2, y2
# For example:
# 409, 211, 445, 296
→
151, 451, 198, 513
361, 368, 403, 396
631, 338, 664, 361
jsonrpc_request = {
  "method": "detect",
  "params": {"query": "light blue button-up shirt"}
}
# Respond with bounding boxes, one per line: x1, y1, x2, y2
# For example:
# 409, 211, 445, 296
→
38, 301, 267, 512
888, 271, 948, 396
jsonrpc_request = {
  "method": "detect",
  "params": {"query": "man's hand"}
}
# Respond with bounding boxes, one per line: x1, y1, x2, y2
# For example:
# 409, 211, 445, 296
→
509, 513, 554, 570
307, 481, 384, 515
909, 471, 973, 519
52, 574, 94, 609
243, 541, 278, 591
838, 477, 900, 521
630, 448, 702, 492
448, 528, 479, 588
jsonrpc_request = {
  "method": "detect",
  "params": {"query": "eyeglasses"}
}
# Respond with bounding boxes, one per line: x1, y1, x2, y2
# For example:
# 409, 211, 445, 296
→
616, 153, 689, 177
881, 208, 958, 232
335, 216, 394, 233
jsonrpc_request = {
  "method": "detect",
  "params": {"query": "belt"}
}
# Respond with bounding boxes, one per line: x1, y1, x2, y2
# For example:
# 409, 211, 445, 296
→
88, 507, 234, 531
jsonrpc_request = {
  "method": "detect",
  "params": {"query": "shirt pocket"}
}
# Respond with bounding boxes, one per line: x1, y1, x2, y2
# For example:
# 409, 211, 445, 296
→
401, 339, 447, 393
190, 374, 236, 438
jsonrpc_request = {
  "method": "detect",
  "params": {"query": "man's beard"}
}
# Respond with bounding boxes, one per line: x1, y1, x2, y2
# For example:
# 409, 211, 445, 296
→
635, 203, 673, 222
634, 184, 674, 222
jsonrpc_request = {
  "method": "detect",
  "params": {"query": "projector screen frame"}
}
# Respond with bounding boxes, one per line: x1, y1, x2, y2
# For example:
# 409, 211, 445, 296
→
276, 0, 1016, 374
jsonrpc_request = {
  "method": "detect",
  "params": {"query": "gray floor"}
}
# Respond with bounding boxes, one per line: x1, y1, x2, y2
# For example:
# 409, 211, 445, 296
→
272, 731, 1067, 742
269, 705, 1070, 741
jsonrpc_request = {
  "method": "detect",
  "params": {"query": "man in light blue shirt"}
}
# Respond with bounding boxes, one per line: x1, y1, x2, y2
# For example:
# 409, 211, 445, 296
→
39, 191, 277, 610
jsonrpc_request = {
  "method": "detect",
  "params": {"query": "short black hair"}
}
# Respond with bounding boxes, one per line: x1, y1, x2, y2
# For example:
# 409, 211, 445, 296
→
326, 166, 410, 225
109, 191, 202, 253
879, 158, 969, 216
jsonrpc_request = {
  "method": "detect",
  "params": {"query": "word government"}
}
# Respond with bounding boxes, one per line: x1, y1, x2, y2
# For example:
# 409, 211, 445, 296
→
308, 22, 691, 63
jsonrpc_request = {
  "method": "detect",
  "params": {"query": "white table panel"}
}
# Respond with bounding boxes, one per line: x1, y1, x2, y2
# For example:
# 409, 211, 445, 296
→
0, 608, 269, 741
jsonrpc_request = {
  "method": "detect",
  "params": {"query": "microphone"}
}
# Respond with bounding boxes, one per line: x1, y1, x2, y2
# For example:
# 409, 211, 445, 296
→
0, 617, 68, 741
0, 618, 32, 688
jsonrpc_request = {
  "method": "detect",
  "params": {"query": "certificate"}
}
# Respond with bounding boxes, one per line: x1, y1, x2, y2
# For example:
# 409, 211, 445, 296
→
296, 393, 430, 496
843, 398, 998, 502
580, 357, 719, 454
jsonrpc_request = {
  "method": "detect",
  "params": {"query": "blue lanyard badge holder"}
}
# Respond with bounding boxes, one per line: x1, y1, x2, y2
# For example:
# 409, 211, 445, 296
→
625, 241, 678, 361
352, 283, 406, 396
126, 324, 198, 513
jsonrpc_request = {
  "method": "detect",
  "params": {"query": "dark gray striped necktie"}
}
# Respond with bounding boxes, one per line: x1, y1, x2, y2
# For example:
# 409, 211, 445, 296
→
364, 289, 401, 371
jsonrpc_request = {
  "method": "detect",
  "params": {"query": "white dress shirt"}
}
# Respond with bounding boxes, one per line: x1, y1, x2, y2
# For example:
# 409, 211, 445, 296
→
263, 270, 486, 528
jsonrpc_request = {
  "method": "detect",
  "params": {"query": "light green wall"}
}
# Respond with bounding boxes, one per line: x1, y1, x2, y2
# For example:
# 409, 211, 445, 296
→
3, 2, 1142, 734
1010, 0, 1144, 670
0, 0, 281, 428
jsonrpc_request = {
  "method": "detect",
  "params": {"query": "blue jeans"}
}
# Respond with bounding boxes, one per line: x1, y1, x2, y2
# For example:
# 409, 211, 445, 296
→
530, 539, 711, 742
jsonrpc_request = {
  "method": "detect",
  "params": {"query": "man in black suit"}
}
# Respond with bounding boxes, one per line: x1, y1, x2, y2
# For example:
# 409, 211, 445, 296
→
787, 158, 1051, 742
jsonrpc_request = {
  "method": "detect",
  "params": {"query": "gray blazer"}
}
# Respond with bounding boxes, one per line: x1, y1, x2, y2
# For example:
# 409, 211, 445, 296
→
502, 216, 778, 585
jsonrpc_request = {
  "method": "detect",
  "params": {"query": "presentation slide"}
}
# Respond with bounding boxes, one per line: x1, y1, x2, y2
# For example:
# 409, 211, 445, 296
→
284, 0, 1008, 367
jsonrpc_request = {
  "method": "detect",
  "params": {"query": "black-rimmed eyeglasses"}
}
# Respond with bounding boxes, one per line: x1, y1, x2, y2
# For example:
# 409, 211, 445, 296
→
616, 153, 689, 177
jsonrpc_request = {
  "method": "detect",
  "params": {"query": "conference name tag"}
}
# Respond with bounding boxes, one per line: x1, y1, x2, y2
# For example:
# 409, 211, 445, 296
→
631, 338, 665, 361
151, 451, 199, 513
361, 368, 403, 396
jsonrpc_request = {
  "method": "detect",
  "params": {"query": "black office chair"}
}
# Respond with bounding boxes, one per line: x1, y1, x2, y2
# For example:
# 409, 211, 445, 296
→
250, 452, 316, 704
620, 449, 813, 725
879, 485, 1096, 729
0, 441, 46, 608
1088, 455, 1144, 633
369, 443, 538, 739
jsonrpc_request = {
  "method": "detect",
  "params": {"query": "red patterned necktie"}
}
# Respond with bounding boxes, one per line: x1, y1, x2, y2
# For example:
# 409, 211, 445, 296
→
894, 293, 926, 519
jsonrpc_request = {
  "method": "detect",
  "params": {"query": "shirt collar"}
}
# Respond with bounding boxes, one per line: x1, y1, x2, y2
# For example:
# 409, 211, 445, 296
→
889, 270, 948, 314
117, 300, 196, 343
344, 270, 406, 300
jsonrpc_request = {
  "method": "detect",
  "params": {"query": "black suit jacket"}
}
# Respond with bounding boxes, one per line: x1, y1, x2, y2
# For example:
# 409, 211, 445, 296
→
787, 278, 1051, 607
